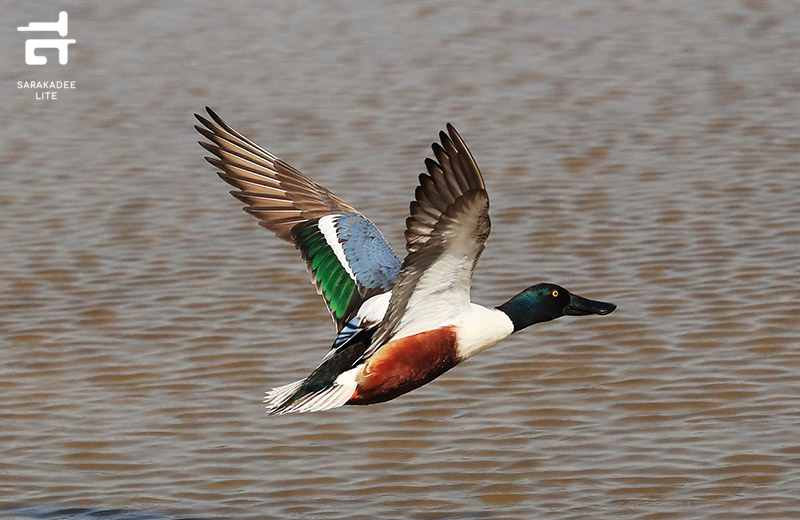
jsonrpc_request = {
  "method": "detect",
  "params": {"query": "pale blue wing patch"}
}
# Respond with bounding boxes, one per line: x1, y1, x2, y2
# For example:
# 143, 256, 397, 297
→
335, 214, 402, 293
293, 215, 400, 330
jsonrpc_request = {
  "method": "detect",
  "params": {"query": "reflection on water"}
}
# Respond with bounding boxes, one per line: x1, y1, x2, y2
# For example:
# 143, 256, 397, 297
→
2, 1, 800, 519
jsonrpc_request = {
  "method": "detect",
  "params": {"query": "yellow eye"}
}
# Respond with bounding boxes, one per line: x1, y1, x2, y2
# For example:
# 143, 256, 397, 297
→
552, 290, 559, 298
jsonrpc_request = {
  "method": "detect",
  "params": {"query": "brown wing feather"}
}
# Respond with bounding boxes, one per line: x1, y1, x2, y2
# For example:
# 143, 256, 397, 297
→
405, 124, 486, 253
365, 124, 490, 359
195, 107, 357, 241
195, 108, 404, 332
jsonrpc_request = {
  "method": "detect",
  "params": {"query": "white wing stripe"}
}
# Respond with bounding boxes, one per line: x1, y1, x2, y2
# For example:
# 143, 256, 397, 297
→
318, 215, 357, 282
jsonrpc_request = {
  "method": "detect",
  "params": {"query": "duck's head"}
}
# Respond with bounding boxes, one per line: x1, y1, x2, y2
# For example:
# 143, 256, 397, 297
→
497, 283, 616, 332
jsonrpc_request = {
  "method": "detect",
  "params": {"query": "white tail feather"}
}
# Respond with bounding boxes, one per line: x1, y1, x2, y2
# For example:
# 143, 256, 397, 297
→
263, 379, 303, 408
263, 369, 358, 415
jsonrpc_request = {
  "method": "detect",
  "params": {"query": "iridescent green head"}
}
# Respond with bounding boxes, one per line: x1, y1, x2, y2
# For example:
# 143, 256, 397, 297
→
497, 283, 616, 332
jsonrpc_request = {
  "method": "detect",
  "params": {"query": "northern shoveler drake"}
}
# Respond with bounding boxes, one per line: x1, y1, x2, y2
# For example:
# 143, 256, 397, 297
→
195, 108, 616, 415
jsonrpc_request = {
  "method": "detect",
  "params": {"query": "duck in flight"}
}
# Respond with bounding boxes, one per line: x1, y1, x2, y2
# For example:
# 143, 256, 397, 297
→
195, 108, 616, 415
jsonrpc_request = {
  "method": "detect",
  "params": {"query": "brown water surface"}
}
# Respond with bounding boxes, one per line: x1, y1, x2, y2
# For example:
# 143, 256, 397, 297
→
2, 2, 800, 519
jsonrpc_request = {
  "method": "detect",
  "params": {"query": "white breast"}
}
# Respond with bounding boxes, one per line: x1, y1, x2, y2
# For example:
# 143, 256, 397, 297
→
447, 304, 514, 361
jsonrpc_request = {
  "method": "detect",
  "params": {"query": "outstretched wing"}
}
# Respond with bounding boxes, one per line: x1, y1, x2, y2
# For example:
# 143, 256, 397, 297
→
367, 124, 489, 356
195, 107, 401, 330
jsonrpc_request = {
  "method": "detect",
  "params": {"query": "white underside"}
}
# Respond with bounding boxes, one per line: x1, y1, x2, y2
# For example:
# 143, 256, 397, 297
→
390, 253, 473, 341
265, 304, 513, 415
353, 297, 513, 361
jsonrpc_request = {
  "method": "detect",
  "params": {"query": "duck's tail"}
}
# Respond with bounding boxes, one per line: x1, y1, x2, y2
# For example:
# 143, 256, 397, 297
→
263, 368, 359, 415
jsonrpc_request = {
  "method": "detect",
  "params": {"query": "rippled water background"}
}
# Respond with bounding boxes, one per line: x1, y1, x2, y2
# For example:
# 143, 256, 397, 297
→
2, 1, 800, 519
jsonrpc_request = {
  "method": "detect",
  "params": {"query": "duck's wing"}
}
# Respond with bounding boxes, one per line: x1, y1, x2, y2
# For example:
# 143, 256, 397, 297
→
195, 108, 402, 331
365, 124, 489, 357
